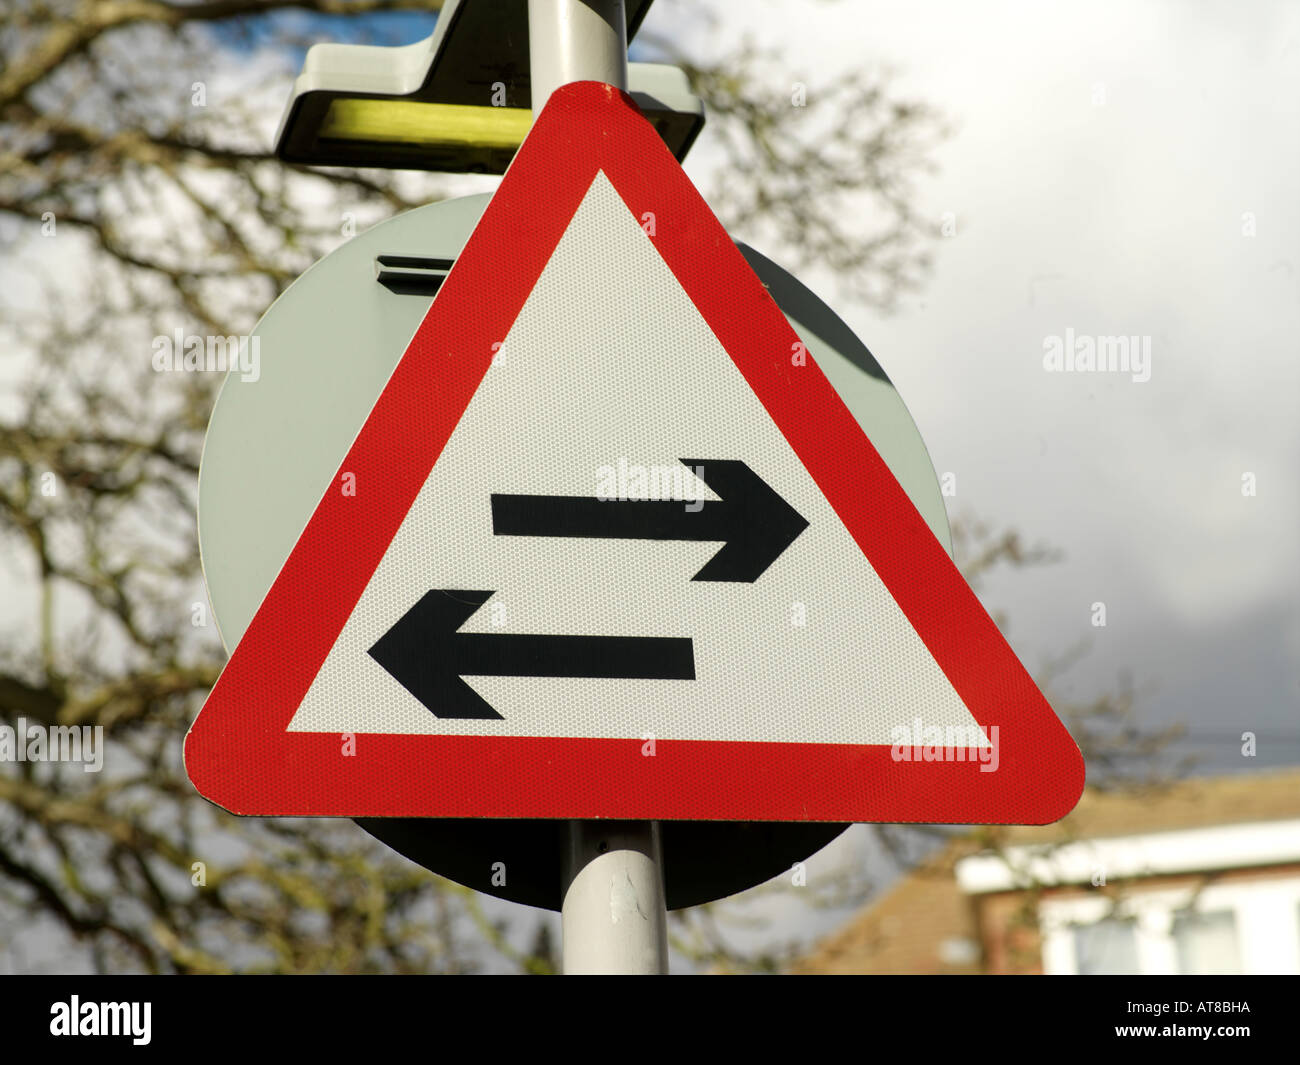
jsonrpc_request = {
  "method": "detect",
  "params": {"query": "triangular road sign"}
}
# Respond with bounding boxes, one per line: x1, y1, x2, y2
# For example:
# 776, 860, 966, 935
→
186, 81, 1084, 824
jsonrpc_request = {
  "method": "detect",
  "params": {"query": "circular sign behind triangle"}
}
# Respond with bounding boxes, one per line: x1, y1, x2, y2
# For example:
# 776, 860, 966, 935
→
197, 192, 951, 909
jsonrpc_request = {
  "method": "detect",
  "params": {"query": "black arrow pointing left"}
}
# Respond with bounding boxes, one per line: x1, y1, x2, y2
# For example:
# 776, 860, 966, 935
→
368, 590, 696, 720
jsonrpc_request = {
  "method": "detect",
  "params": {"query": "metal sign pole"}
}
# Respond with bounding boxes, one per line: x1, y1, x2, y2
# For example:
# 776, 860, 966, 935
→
562, 822, 669, 974
528, 0, 629, 107
526, 0, 668, 975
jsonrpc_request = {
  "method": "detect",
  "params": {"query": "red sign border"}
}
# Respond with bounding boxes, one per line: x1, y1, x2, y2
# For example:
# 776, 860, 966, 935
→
185, 82, 1085, 825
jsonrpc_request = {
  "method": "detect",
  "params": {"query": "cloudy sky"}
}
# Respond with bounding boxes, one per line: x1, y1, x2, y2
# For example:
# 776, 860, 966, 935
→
664, 0, 1299, 777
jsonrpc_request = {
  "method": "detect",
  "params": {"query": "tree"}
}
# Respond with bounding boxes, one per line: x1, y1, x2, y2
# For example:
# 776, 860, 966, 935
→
0, 0, 1162, 974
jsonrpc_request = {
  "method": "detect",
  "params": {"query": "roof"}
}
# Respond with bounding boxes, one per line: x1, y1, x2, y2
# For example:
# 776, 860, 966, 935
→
793, 767, 1300, 975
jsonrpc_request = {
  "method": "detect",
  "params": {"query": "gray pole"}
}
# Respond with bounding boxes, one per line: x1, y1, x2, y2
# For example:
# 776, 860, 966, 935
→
525, 0, 668, 976
561, 821, 669, 974
528, 0, 629, 109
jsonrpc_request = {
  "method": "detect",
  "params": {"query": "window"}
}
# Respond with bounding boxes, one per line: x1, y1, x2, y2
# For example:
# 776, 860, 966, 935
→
1073, 917, 1140, 974
1173, 910, 1242, 974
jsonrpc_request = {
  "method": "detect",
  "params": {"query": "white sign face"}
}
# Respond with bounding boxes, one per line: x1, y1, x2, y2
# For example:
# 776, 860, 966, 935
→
288, 173, 984, 747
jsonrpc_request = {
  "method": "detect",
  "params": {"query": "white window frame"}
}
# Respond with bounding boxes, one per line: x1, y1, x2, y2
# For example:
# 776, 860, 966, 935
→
1039, 876, 1300, 974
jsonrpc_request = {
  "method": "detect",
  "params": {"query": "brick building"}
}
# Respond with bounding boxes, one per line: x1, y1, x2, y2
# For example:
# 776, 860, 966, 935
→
795, 768, 1300, 975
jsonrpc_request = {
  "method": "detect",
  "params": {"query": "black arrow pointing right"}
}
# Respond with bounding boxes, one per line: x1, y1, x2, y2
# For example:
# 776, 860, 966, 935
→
368, 590, 696, 720
491, 458, 808, 582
